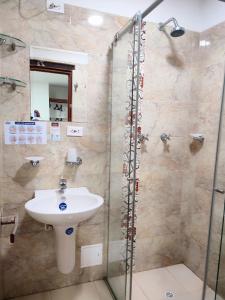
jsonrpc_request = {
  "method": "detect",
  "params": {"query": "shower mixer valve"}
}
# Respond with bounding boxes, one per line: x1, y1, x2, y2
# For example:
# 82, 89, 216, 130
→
138, 133, 149, 144
160, 133, 171, 143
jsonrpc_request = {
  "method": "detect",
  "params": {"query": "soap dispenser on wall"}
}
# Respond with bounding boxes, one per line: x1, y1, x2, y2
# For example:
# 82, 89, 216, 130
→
66, 148, 82, 166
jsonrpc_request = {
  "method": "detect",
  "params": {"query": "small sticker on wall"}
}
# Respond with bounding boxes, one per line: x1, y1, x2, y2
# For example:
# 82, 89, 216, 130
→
50, 122, 61, 141
4, 121, 47, 145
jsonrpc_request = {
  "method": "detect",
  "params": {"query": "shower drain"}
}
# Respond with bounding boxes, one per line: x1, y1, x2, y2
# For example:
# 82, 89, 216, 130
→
165, 291, 175, 299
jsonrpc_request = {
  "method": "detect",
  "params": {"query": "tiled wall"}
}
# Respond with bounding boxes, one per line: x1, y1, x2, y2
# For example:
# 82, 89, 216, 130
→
136, 22, 200, 271
183, 21, 225, 293
0, 1, 126, 298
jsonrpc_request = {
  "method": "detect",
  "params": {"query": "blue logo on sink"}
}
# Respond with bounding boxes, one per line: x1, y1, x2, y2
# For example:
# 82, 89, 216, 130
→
65, 227, 74, 235
59, 202, 67, 211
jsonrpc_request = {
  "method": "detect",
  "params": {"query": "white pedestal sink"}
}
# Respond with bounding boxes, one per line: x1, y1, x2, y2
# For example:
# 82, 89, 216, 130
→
25, 187, 103, 274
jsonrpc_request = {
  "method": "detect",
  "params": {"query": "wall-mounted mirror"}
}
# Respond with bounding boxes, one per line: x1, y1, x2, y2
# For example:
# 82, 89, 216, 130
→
29, 45, 88, 122
30, 60, 75, 122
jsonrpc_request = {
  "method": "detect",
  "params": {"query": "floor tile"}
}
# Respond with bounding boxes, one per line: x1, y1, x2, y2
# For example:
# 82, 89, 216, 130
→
205, 286, 216, 300
94, 280, 113, 300
12, 265, 221, 300
132, 281, 149, 300
49, 282, 100, 300
107, 275, 126, 299
13, 292, 50, 300
177, 289, 202, 300
134, 267, 189, 300
166, 264, 203, 292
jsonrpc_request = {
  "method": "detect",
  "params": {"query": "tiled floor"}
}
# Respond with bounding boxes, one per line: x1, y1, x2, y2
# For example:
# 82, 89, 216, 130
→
133, 264, 222, 300
12, 264, 222, 300
13, 280, 112, 300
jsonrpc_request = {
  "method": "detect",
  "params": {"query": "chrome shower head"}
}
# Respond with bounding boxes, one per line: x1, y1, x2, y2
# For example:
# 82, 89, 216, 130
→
170, 25, 185, 37
159, 18, 185, 37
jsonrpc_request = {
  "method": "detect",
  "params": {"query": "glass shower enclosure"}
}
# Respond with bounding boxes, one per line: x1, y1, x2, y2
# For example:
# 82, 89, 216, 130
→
106, 12, 145, 300
203, 67, 225, 300
106, 2, 165, 299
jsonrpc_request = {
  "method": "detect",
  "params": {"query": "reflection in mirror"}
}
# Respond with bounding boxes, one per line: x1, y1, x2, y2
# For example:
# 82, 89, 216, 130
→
30, 60, 75, 122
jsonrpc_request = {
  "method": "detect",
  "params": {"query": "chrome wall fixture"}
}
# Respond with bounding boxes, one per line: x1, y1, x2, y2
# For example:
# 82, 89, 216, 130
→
190, 133, 205, 143
112, 0, 165, 44
0, 34, 26, 90
0, 77, 26, 90
25, 156, 44, 167
59, 177, 67, 193
160, 133, 171, 143
66, 148, 82, 166
0, 33, 26, 51
0, 212, 19, 243
66, 157, 82, 166
48, 2, 61, 10
158, 17, 186, 37
138, 133, 149, 144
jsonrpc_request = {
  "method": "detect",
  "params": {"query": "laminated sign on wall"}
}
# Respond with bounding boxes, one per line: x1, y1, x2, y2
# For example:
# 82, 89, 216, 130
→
50, 122, 61, 141
4, 121, 47, 145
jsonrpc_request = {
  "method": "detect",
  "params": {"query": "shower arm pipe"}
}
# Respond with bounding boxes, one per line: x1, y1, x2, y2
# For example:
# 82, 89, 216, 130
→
159, 17, 178, 30
113, 0, 164, 43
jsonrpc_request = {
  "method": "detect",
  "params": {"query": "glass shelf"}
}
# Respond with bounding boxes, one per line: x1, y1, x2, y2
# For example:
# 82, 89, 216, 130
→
0, 33, 26, 51
0, 77, 26, 89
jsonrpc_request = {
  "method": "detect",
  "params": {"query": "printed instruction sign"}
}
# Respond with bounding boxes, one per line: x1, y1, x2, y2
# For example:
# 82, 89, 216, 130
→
50, 122, 61, 141
4, 121, 47, 145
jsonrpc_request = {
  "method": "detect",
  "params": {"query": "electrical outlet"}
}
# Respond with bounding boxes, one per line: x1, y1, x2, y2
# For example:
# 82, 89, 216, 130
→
81, 244, 103, 268
47, 0, 64, 13
67, 126, 83, 137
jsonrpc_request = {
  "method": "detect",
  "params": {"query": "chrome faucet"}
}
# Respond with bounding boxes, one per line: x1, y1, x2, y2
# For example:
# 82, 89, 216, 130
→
59, 178, 67, 193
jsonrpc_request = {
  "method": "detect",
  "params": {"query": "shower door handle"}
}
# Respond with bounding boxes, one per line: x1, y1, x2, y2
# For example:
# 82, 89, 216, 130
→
214, 188, 225, 194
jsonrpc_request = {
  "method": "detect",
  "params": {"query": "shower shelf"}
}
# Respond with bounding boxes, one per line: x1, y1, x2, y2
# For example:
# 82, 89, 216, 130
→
0, 33, 26, 51
0, 77, 26, 90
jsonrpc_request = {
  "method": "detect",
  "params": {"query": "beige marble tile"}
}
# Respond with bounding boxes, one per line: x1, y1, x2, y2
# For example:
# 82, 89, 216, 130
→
135, 236, 183, 273
180, 289, 203, 300
13, 292, 50, 300
107, 275, 126, 300
94, 280, 113, 300
166, 264, 203, 292
134, 267, 188, 300
49, 282, 100, 300
132, 281, 149, 300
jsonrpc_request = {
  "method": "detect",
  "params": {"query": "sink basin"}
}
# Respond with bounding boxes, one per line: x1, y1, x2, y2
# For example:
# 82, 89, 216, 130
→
25, 187, 103, 226
25, 187, 103, 274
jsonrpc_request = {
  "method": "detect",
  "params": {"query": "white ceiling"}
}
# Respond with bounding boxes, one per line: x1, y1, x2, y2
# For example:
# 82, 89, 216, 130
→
64, 0, 225, 32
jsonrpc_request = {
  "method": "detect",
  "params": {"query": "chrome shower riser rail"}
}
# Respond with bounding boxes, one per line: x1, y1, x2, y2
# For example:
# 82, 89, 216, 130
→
113, 0, 164, 43
141, 0, 164, 19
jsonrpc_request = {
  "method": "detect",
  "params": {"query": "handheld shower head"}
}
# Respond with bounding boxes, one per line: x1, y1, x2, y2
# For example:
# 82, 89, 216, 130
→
159, 18, 185, 37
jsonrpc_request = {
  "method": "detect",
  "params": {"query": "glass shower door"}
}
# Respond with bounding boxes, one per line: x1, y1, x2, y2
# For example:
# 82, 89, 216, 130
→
106, 28, 131, 298
203, 68, 225, 300
216, 207, 225, 299
106, 14, 144, 300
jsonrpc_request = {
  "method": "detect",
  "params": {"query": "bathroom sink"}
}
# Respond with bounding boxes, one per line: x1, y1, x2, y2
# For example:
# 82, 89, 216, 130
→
25, 187, 103, 226
25, 187, 103, 274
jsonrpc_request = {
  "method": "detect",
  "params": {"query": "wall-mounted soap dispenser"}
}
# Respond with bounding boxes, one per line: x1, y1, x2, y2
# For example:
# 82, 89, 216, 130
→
66, 148, 82, 166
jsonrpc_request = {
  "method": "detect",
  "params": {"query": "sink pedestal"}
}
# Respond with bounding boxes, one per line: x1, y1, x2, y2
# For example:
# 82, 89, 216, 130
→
54, 225, 77, 274
25, 187, 104, 274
